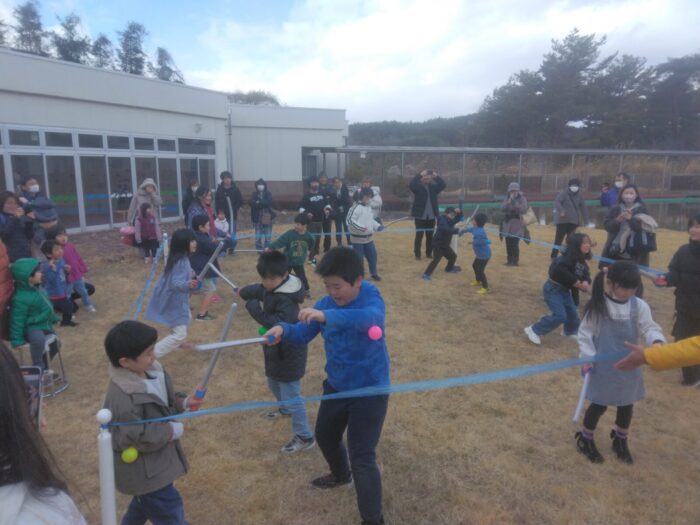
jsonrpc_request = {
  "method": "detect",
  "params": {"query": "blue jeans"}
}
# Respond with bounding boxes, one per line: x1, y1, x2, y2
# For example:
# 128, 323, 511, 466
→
121, 483, 188, 525
267, 377, 312, 439
315, 380, 388, 524
254, 223, 272, 251
532, 281, 580, 336
351, 241, 378, 276
67, 278, 93, 307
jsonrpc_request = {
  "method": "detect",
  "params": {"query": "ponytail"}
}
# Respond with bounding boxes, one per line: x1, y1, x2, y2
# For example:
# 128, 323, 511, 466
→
583, 270, 607, 323
583, 261, 641, 323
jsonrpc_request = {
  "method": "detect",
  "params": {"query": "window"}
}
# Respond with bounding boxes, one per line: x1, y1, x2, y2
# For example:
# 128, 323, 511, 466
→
79, 156, 110, 226
9, 130, 40, 146
157, 139, 176, 152
45, 132, 73, 147
134, 137, 154, 151
178, 138, 215, 155
135, 157, 156, 186
46, 156, 80, 228
11, 155, 44, 189
78, 134, 104, 148
108, 157, 133, 224
0, 156, 6, 193
107, 136, 130, 149
158, 158, 179, 218
199, 158, 216, 189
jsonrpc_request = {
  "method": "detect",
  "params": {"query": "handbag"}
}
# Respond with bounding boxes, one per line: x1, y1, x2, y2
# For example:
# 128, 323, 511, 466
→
520, 207, 538, 226
119, 226, 135, 246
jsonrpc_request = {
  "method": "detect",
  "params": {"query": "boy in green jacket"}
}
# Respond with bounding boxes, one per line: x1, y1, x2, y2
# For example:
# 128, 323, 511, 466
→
10, 258, 59, 369
269, 213, 315, 298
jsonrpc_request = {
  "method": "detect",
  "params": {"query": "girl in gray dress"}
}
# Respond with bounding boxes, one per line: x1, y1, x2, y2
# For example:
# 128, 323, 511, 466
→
575, 261, 665, 464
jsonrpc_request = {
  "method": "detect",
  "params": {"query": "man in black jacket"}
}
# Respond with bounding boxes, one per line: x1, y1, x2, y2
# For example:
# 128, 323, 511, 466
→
410, 169, 446, 260
318, 173, 334, 252
329, 177, 351, 245
214, 171, 242, 235
299, 177, 332, 263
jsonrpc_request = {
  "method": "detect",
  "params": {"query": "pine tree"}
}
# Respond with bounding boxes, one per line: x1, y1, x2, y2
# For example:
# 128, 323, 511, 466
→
117, 21, 148, 75
150, 47, 184, 83
0, 19, 8, 46
91, 34, 114, 69
52, 13, 90, 63
13, 1, 47, 56
230, 90, 280, 105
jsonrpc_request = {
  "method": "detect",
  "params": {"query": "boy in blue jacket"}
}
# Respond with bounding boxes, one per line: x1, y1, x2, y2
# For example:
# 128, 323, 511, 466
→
265, 247, 389, 525
422, 206, 463, 281
461, 212, 492, 294
40, 240, 77, 326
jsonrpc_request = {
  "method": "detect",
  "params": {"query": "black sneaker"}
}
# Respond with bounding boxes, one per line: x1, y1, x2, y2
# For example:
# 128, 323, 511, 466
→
311, 473, 353, 489
610, 429, 634, 464
361, 517, 386, 525
575, 432, 604, 463
371, 274, 382, 281
60, 320, 79, 327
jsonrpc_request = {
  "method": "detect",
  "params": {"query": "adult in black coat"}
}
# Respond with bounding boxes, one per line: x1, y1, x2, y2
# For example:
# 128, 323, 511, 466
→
329, 177, 351, 245
318, 173, 334, 252
410, 169, 446, 259
214, 171, 242, 234
299, 177, 332, 261
0, 192, 33, 263
250, 178, 275, 251
181, 178, 199, 225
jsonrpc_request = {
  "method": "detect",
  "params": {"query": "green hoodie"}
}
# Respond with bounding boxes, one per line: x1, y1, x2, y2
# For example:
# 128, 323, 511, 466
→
10, 258, 59, 347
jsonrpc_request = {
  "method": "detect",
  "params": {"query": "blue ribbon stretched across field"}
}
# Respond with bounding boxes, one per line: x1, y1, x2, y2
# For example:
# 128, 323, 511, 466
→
106, 350, 627, 428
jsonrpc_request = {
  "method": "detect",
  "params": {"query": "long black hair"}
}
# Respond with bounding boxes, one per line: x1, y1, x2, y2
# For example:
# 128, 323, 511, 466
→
164, 228, 195, 274
0, 342, 68, 495
563, 232, 592, 261
583, 261, 641, 323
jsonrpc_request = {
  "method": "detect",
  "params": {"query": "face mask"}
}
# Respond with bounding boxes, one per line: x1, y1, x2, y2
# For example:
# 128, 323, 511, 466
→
191, 186, 198, 192
28, 184, 40, 193
614, 181, 624, 189
569, 186, 579, 193
622, 194, 636, 204
257, 185, 265, 191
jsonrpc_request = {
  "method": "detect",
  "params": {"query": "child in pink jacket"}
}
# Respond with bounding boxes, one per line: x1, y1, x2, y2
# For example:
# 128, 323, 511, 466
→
51, 226, 96, 312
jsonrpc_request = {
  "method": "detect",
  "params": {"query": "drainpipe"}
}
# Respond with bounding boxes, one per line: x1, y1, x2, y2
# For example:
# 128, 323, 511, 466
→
226, 95, 234, 176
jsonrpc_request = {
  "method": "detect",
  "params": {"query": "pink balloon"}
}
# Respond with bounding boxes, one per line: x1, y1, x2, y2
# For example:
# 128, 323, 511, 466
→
368, 326, 383, 341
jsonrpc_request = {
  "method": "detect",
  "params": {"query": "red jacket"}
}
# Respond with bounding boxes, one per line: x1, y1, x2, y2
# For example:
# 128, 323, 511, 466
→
0, 240, 14, 339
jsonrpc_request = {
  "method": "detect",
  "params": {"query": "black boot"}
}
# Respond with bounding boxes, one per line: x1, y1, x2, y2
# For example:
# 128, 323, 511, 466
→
575, 432, 604, 463
610, 430, 634, 464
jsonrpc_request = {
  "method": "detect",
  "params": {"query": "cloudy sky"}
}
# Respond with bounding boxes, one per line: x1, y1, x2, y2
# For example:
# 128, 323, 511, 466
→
1, 0, 697, 122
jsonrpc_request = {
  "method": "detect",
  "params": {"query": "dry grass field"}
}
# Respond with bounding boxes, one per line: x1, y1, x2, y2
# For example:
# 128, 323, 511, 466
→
38, 221, 700, 525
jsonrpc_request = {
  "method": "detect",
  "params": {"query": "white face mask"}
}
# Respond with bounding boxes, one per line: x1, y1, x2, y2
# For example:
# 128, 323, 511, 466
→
614, 181, 624, 189
191, 186, 198, 192
569, 185, 579, 193
28, 184, 40, 193
257, 185, 265, 191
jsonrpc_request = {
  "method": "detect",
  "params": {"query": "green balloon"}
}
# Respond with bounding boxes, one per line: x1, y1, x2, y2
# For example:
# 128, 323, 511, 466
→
258, 326, 267, 336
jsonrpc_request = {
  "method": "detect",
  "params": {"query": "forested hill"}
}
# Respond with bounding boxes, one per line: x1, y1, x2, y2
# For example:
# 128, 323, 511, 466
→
349, 29, 700, 151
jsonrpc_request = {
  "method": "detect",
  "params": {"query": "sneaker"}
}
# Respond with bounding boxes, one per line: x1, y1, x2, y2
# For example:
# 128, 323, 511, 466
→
422, 273, 432, 281
311, 473, 353, 489
575, 431, 604, 463
560, 329, 577, 339
445, 266, 462, 273
371, 274, 382, 281
86, 305, 97, 313
477, 287, 489, 295
281, 435, 315, 453
610, 430, 634, 464
261, 409, 289, 420
196, 313, 216, 321
470, 280, 481, 287
524, 326, 541, 345
60, 320, 79, 327
415, 255, 421, 261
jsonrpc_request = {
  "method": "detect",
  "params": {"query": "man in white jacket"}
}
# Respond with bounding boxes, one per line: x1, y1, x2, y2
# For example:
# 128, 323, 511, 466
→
347, 187, 383, 281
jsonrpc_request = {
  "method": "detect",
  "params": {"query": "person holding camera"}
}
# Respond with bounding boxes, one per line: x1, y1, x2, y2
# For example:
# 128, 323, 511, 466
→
409, 169, 446, 260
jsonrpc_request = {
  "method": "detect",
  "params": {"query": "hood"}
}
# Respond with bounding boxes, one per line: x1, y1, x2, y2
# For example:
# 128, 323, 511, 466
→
273, 274, 305, 303
507, 182, 520, 192
139, 178, 157, 190
10, 258, 41, 290
108, 360, 164, 395
30, 197, 58, 223
255, 178, 268, 191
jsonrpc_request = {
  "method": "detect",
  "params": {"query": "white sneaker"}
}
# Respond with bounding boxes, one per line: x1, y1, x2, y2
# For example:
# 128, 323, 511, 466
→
281, 435, 315, 453
86, 305, 97, 313
524, 326, 541, 345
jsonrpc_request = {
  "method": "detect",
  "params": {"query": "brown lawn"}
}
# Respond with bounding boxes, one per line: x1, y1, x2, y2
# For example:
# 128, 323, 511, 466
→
38, 222, 700, 525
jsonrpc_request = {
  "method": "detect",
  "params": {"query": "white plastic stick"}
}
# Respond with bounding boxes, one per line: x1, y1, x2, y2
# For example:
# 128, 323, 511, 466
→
572, 373, 591, 422
206, 263, 238, 290
162, 232, 169, 265
194, 336, 271, 352
196, 241, 225, 281
96, 409, 117, 525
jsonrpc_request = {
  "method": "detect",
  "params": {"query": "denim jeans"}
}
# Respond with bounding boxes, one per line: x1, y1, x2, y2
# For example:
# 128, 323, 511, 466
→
267, 377, 312, 439
532, 281, 580, 336
351, 241, 378, 276
315, 380, 389, 524
121, 483, 188, 525
67, 278, 94, 307
254, 223, 272, 251
334, 211, 351, 245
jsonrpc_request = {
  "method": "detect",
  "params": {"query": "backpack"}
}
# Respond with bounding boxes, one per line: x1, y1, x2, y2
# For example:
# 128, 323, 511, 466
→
627, 229, 657, 256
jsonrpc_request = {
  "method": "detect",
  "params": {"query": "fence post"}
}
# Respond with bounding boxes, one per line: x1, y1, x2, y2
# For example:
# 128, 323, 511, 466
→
96, 409, 117, 525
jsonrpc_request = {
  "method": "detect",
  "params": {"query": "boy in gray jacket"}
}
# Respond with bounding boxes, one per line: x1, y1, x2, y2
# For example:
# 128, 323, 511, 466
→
103, 320, 200, 525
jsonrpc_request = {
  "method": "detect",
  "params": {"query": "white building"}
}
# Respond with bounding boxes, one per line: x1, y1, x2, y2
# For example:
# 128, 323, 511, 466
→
0, 48, 347, 231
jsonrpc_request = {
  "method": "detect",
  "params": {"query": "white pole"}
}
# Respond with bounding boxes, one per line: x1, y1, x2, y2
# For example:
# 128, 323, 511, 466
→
162, 232, 169, 265
194, 336, 271, 352
96, 408, 118, 525
206, 262, 238, 291
572, 373, 591, 422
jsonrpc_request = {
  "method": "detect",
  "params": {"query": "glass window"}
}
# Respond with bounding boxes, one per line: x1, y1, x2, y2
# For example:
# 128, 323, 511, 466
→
46, 156, 80, 228
134, 137, 154, 151
199, 158, 216, 189
79, 156, 111, 226
45, 132, 73, 148
108, 157, 133, 224
78, 134, 104, 149
107, 136, 130, 149
158, 158, 179, 218
180, 158, 198, 213
9, 130, 40, 146
10, 155, 44, 189
157, 139, 176, 152
178, 138, 215, 155
0, 156, 6, 193
135, 157, 156, 187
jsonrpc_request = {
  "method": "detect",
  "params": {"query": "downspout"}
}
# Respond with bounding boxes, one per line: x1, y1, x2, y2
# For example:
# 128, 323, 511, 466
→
226, 94, 234, 176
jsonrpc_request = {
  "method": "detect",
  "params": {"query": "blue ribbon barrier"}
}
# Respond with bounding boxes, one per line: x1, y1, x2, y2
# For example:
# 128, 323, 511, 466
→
106, 351, 627, 428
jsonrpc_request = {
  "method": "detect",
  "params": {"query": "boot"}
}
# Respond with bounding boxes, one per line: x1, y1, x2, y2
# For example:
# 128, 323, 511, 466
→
575, 431, 604, 463
610, 430, 634, 464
